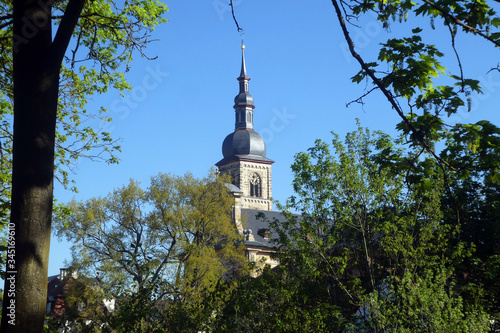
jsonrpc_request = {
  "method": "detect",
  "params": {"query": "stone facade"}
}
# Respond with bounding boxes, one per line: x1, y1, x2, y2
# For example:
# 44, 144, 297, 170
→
218, 159, 273, 211
246, 246, 280, 276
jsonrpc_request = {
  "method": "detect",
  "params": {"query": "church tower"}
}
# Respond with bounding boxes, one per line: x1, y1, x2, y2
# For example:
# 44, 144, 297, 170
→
216, 45, 274, 212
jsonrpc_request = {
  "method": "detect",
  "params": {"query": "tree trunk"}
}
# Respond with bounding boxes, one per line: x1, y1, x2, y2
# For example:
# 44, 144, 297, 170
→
1, 0, 86, 329
0, 0, 59, 332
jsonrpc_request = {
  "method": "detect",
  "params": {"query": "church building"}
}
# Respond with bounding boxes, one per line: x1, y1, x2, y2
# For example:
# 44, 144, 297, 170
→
216, 45, 282, 269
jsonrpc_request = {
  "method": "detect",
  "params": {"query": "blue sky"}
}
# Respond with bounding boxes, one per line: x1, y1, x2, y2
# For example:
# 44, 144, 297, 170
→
49, 0, 500, 276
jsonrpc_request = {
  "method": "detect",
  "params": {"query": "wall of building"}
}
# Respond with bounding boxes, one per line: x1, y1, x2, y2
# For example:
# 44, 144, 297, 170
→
219, 159, 272, 211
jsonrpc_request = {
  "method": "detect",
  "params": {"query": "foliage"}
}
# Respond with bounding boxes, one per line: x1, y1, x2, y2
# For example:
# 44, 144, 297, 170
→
329, 0, 500, 326
53, 171, 247, 331
45, 275, 113, 333
377, 120, 500, 323
440, 143, 500, 325
0, 0, 169, 185
361, 269, 490, 332
211, 263, 343, 333
0, 0, 168, 281
223, 0, 500, 330
214, 124, 491, 332
331, 0, 500, 174
0, 1, 168, 329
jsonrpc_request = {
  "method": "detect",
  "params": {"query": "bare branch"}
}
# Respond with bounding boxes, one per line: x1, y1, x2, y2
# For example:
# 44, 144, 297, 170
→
346, 86, 379, 107
0, 19, 13, 31
487, 64, 500, 74
446, 22, 465, 91
229, 0, 243, 32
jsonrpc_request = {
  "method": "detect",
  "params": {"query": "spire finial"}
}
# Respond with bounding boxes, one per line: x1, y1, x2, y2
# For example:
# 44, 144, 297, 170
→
240, 43, 247, 78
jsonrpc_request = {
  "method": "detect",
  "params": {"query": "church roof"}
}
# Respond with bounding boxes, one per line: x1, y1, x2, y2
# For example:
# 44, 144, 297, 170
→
224, 183, 243, 194
217, 45, 273, 165
223, 129, 265, 157
241, 208, 288, 248
216, 153, 274, 166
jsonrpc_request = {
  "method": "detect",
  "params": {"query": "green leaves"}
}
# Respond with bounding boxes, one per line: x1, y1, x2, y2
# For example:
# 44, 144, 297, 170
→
341, 0, 499, 166
0, 0, 168, 193
53, 170, 246, 330
330, 0, 500, 327
221, 123, 492, 331
377, 32, 446, 99
364, 269, 490, 332
442, 120, 500, 180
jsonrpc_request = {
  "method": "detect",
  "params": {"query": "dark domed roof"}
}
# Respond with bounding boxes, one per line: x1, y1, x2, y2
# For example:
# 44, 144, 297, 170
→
222, 129, 266, 158
215, 45, 274, 167
234, 92, 254, 107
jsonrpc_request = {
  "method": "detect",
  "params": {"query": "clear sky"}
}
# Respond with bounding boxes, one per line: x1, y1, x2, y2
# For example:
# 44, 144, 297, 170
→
49, 0, 500, 276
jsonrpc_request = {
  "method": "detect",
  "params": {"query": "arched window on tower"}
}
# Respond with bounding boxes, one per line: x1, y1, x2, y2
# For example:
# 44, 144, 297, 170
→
230, 171, 239, 187
250, 173, 261, 197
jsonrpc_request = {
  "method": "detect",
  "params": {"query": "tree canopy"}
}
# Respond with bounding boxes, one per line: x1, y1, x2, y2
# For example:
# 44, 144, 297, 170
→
329, 0, 500, 174
52, 171, 247, 332
213, 123, 493, 332
0, 0, 168, 220
326, 0, 500, 325
0, 0, 168, 331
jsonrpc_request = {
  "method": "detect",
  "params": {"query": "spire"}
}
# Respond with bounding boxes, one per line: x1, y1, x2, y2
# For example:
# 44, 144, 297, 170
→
239, 44, 249, 79
234, 44, 255, 130
217, 43, 274, 168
